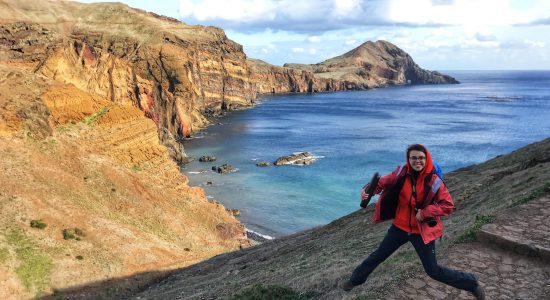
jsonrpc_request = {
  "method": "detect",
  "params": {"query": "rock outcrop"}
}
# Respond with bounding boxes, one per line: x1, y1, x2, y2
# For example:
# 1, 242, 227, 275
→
274, 152, 317, 166
285, 40, 459, 87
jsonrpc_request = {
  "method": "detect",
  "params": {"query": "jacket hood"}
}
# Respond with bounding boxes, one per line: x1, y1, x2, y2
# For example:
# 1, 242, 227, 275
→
405, 144, 434, 175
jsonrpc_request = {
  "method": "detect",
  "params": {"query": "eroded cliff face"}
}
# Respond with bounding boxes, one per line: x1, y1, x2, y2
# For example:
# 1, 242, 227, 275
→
0, 0, 256, 162
247, 58, 359, 94
0, 62, 248, 299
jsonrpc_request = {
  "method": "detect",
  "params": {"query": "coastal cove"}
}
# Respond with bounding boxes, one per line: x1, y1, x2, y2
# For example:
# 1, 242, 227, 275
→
181, 70, 550, 238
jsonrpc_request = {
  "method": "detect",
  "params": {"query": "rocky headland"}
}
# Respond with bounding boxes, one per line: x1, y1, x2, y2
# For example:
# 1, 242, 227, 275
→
284, 40, 459, 88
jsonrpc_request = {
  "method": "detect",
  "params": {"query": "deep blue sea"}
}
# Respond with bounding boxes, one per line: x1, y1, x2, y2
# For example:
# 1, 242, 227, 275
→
181, 71, 550, 238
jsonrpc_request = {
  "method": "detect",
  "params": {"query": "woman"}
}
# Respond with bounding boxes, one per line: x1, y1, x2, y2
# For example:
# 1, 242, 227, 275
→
343, 144, 485, 299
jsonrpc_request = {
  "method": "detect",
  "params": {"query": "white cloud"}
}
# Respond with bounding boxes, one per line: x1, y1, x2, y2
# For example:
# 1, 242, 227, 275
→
179, 0, 276, 22
309, 48, 318, 55
524, 40, 545, 47
308, 36, 321, 43
345, 39, 358, 46
292, 47, 306, 53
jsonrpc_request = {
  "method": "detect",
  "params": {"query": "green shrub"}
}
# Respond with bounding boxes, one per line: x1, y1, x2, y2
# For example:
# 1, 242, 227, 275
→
230, 283, 312, 300
83, 107, 109, 125
456, 214, 495, 243
30, 220, 47, 229
63, 228, 86, 240
75, 255, 84, 260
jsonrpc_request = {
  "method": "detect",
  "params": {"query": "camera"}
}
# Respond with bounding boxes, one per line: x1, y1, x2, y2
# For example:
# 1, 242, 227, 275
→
424, 217, 437, 227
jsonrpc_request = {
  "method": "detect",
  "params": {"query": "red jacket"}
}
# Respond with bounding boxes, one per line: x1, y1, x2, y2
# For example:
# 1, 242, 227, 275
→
365, 147, 454, 244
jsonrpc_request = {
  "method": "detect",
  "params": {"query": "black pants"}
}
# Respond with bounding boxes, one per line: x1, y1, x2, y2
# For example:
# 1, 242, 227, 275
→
349, 225, 478, 292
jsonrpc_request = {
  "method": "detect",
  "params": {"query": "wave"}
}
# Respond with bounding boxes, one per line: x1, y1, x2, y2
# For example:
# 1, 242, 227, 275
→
245, 228, 275, 241
187, 171, 208, 174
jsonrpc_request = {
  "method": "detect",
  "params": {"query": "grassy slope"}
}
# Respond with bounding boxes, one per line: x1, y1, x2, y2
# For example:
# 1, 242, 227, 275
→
135, 137, 550, 299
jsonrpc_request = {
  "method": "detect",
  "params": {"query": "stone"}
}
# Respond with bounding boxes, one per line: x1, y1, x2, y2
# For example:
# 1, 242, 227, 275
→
274, 152, 316, 166
256, 161, 271, 167
214, 164, 237, 174
199, 155, 217, 162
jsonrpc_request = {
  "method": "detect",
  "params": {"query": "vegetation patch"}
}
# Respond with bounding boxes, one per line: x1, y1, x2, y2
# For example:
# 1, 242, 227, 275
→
5, 230, 53, 292
83, 107, 109, 125
509, 182, 550, 208
63, 228, 86, 241
230, 283, 313, 300
456, 214, 496, 243
0, 247, 9, 264
30, 219, 47, 229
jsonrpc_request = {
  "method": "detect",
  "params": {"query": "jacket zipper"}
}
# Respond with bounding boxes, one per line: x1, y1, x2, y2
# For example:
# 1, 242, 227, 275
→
409, 175, 417, 233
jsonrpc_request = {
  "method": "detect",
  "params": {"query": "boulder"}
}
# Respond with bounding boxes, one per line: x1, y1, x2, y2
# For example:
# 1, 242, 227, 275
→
199, 155, 216, 162
256, 161, 271, 167
213, 164, 236, 174
274, 152, 316, 166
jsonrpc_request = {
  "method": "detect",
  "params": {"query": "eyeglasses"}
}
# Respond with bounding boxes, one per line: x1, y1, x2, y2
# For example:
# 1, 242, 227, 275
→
409, 156, 426, 161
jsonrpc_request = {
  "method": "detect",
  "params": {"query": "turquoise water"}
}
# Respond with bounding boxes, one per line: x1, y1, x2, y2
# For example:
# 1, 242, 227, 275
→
181, 71, 550, 237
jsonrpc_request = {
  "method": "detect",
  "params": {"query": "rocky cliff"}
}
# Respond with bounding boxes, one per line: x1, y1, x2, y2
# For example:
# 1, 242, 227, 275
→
248, 58, 358, 93
285, 40, 459, 88
0, 59, 247, 300
0, 0, 256, 162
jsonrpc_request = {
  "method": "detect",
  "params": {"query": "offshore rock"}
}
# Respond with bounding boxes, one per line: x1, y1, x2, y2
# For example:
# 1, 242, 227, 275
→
274, 152, 316, 166
212, 164, 237, 174
199, 155, 217, 162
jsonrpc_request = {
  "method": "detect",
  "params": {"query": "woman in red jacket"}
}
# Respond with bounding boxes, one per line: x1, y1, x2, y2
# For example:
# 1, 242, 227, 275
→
343, 144, 485, 299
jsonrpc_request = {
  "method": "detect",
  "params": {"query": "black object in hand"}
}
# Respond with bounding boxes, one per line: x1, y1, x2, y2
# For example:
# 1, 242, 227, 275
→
424, 217, 437, 227
360, 172, 380, 208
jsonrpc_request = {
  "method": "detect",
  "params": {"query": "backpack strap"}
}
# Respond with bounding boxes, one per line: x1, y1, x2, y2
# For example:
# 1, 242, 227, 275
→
419, 172, 443, 209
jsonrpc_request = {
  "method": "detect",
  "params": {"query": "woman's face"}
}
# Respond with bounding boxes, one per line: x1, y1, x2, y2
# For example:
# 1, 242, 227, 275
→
408, 150, 426, 172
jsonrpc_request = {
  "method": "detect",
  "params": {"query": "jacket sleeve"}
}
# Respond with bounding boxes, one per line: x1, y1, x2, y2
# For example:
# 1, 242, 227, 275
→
420, 183, 454, 218
360, 166, 400, 198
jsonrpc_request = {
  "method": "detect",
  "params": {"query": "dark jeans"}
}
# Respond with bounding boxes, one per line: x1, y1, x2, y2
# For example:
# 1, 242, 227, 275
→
349, 225, 478, 292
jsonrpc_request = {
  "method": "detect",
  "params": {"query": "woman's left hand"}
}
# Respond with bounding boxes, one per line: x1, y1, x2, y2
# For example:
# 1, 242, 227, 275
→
416, 209, 424, 222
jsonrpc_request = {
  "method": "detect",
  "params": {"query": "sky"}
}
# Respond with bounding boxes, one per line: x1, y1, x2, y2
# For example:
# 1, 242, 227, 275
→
76, 0, 550, 70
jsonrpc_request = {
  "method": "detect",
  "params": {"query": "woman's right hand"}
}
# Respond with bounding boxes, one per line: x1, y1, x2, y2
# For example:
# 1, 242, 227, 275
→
360, 184, 370, 201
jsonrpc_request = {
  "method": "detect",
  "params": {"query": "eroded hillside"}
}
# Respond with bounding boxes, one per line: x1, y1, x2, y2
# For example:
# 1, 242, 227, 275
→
0, 65, 247, 299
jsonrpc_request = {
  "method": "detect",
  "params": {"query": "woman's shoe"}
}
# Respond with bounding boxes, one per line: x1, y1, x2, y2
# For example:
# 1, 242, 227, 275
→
472, 285, 485, 300
342, 280, 355, 292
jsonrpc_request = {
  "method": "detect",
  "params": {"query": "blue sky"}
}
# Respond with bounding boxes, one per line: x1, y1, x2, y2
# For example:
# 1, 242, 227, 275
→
77, 0, 550, 70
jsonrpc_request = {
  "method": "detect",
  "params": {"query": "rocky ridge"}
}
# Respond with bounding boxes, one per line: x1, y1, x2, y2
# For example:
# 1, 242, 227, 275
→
285, 40, 459, 88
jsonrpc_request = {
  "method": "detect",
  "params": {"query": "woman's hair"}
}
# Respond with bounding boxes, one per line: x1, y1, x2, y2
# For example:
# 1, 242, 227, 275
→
407, 144, 427, 157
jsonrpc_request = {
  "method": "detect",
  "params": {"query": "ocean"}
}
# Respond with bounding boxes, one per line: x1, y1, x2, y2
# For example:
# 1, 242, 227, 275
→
181, 70, 550, 238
